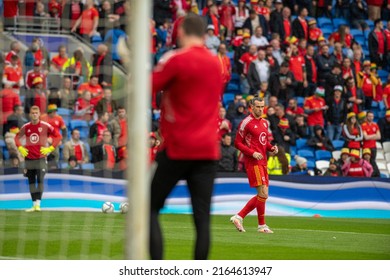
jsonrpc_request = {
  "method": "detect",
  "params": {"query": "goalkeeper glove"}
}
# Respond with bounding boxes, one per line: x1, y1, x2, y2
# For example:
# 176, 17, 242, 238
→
18, 146, 29, 158
40, 146, 55, 156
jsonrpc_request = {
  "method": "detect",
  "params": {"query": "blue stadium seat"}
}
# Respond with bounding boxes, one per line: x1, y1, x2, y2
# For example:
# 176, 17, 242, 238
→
307, 160, 315, 169
60, 162, 68, 169
223, 93, 235, 106
298, 149, 315, 162
290, 159, 296, 167
315, 150, 332, 161
290, 146, 297, 157
296, 96, 305, 107
231, 73, 240, 83
226, 83, 240, 93
366, 20, 374, 30
91, 34, 103, 43
321, 27, 333, 39
296, 138, 309, 150
378, 70, 389, 82
332, 140, 344, 150
333, 18, 348, 31
317, 17, 333, 29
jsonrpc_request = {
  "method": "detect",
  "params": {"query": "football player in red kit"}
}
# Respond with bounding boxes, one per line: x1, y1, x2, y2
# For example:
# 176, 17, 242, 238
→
231, 97, 278, 233
150, 14, 223, 260
15, 106, 62, 212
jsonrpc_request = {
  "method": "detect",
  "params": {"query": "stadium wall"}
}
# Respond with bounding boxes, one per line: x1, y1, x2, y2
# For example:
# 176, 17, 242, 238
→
1, 172, 390, 218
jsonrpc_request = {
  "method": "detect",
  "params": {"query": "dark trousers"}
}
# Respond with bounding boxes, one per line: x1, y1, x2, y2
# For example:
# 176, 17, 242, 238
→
149, 150, 217, 260
25, 158, 47, 201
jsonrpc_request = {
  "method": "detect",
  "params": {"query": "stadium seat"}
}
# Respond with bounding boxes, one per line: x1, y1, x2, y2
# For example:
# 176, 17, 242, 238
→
290, 159, 296, 167
366, 19, 374, 30
332, 150, 341, 160
290, 145, 296, 157
321, 27, 333, 39
223, 93, 235, 106
378, 70, 389, 82
315, 150, 332, 161
296, 96, 305, 107
70, 120, 89, 139
231, 73, 240, 83
226, 83, 240, 93
331, 140, 344, 150
317, 17, 333, 29
380, 172, 389, 178
333, 18, 348, 31
383, 141, 390, 153
298, 149, 315, 162
296, 138, 309, 150
60, 162, 68, 169
350, 29, 363, 38
306, 160, 315, 169
377, 150, 385, 161
385, 152, 390, 162
377, 162, 387, 171
388, 162, 390, 172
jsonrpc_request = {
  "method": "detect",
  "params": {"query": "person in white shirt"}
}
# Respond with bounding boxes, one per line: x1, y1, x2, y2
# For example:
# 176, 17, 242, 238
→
247, 49, 270, 94
250, 26, 269, 48
205, 25, 220, 55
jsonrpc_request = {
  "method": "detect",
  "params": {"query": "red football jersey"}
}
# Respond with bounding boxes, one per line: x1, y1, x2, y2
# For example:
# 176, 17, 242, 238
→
152, 45, 223, 160
15, 120, 62, 160
234, 114, 274, 167
361, 121, 380, 149
25, 70, 46, 89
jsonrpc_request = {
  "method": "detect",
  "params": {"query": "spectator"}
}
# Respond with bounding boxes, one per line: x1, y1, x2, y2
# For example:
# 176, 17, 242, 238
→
257, 82, 271, 100
95, 88, 118, 119
323, 158, 342, 177
272, 117, 296, 153
341, 57, 355, 83
92, 43, 113, 87
324, 63, 343, 100
342, 112, 363, 150
218, 133, 237, 172
383, 75, 390, 110
26, 60, 47, 90
230, 101, 248, 136
291, 155, 312, 175
379, 110, 390, 142
63, 129, 90, 164
269, 103, 297, 132
62, 49, 93, 84
153, 0, 172, 28
308, 19, 323, 46
23, 38, 50, 73
286, 43, 307, 97
335, 0, 350, 20
292, 6, 309, 41
233, 32, 251, 72
218, 0, 236, 41
71, 0, 99, 42
362, 148, 380, 177
329, 25, 353, 49
205, 4, 221, 38
5, 41, 22, 68
326, 85, 348, 141
3, 104, 27, 136
342, 149, 373, 177
250, 26, 269, 48
367, 0, 383, 21
350, 0, 369, 31
295, 114, 309, 139
234, 0, 249, 32
279, 6, 292, 41
384, 21, 390, 66
307, 125, 334, 152
352, 49, 363, 80
357, 111, 367, 125
226, 94, 243, 121
304, 45, 317, 96
242, 9, 268, 37
362, 111, 381, 162
269, 0, 284, 37
270, 38, 284, 65
34, 1, 49, 17
238, 43, 257, 94
268, 61, 297, 105
48, 0, 62, 19
58, 77, 77, 110
110, 106, 127, 170
368, 19, 387, 69
89, 111, 112, 149
74, 90, 95, 121
51, 45, 68, 72
358, 61, 382, 110
267, 145, 290, 175
286, 98, 305, 119
2, 0, 19, 28
91, 129, 116, 170
2, 55, 24, 94
98, 0, 120, 39
61, 0, 84, 31
205, 25, 221, 55
304, 87, 328, 136
316, 44, 336, 87
337, 147, 350, 167
346, 77, 365, 114
217, 106, 232, 140
247, 49, 270, 94
332, 42, 345, 65
149, 132, 159, 163
24, 77, 47, 115
66, 155, 81, 170
217, 43, 232, 89
77, 76, 104, 106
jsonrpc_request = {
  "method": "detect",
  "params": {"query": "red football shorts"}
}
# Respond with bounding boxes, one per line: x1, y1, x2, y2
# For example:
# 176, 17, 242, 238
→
245, 164, 269, 187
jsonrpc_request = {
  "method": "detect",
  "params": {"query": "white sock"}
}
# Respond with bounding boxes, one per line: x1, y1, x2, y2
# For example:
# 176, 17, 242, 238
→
33, 201, 37, 207
36, 200, 41, 207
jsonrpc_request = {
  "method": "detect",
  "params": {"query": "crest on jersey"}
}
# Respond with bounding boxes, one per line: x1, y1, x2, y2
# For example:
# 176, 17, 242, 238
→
259, 132, 267, 145
30, 133, 39, 144
38, 127, 42, 132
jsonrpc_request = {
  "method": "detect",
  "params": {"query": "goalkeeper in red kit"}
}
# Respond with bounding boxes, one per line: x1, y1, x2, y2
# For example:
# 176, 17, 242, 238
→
231, 97, 278, 233
15, 106, 62, 212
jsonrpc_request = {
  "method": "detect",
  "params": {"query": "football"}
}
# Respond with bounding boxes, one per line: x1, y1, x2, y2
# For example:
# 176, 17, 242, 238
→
102, 202, 114, 213
120, 202, 129, 214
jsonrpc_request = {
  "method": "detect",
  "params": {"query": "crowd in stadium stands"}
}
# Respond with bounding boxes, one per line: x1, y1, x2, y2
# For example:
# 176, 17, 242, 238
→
1, 0, 390, 178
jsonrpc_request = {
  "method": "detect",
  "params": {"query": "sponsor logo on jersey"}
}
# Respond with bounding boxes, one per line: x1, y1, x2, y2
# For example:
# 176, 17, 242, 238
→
30, 133, 39, 144
259, 132, 267, 145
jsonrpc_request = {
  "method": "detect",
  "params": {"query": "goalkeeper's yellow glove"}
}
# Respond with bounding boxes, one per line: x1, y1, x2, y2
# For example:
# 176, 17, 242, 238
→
18, 146, 29, 158
40, 146, 55, 156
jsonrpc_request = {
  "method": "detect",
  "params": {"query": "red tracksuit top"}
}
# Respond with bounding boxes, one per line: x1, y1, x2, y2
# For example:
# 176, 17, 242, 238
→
152, 45, 223, 160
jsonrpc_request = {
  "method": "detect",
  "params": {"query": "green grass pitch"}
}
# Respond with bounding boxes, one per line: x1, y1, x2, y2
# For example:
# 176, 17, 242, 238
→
0, 210, 389, 260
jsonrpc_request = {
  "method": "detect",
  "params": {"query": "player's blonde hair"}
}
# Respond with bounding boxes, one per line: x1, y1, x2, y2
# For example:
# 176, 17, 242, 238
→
30, 105, 40, 113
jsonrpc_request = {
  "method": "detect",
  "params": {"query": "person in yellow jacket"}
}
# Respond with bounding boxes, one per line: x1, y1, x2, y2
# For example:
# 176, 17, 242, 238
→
62, 49, 93, 84
267, 146, 291, 175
